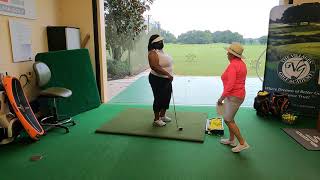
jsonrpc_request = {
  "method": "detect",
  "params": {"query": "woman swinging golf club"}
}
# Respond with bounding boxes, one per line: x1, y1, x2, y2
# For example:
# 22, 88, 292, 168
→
218, 42, 250, 153
147, 34, 174, 127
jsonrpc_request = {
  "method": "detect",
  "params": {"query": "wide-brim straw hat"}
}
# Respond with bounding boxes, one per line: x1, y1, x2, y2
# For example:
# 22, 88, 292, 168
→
224, 42, 245, 59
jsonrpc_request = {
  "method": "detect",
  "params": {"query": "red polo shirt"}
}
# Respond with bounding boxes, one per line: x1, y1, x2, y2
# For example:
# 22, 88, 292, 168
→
221, 57, 247, 99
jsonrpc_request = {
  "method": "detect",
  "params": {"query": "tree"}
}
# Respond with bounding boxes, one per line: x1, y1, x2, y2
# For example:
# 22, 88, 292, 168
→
281, 3, 320, 25
160, 29, 177, 43
104, 0, 154, 61
177, 30, 213, 44
174, 30, 245, 44
212, 30, 244, 44
258, 36, 268, 44
244, 38, 255, 45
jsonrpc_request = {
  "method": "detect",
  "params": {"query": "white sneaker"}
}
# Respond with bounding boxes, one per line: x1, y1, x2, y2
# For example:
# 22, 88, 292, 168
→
220, 138, 237, 147
231, 142, 250, 153
153, 119, 166, 127
160, 116, 172, 122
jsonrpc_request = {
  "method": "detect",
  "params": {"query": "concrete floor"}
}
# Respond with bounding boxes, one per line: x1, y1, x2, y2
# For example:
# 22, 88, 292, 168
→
107, 69, 263, 106
107, 69, 150, 101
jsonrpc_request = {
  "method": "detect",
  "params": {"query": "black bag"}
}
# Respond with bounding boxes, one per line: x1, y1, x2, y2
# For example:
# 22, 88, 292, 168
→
270, 92, 290, 116
254, 91, 271, 116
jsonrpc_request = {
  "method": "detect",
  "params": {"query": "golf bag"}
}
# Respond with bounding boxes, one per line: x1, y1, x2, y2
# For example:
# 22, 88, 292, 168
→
269, 92, 290, 117
254, 90, 290, 117
253, 91, 271, 116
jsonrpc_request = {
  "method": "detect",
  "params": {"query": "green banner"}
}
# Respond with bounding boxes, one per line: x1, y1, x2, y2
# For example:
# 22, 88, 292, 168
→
264, 3, 320, 116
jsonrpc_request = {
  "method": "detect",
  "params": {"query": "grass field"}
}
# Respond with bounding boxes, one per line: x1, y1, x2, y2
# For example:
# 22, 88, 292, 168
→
164, 43, 266, 77
107, 43, 267, 77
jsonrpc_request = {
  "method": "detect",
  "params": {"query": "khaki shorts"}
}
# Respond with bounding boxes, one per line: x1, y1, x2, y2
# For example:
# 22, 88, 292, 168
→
223, 96, 244, 122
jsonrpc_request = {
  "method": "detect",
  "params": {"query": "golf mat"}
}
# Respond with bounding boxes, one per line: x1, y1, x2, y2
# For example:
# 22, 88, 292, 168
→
282, 128, 320, 151
96, 108, 207, 142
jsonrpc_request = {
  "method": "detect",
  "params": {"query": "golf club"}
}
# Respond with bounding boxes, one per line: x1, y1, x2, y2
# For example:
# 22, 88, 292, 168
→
171, 87, 183, 131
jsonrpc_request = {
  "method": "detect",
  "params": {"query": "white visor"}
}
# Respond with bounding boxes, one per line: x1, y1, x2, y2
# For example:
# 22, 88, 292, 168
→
151, 36, 164, 44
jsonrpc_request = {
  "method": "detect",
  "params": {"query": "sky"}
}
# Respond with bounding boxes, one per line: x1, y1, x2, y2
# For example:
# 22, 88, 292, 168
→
147, 0, 280, 38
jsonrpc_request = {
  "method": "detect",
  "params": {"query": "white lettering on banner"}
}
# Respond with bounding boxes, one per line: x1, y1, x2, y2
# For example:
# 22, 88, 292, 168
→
298, 95, 310, 99
299, 90, 313, 94
295, 131, 319, 147
265, 86, 277, 91
288, 94, 297, 98
277, 88, 294, 93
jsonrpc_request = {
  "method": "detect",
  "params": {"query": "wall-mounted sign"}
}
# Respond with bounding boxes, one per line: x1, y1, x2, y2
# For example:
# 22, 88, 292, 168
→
0, 0, 36, 19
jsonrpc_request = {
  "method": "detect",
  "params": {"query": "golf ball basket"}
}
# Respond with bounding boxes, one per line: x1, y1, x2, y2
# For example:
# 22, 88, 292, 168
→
205, 117, 224, 135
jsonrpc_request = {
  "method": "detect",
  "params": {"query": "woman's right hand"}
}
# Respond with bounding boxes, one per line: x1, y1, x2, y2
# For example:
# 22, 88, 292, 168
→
217, 97, 224, 106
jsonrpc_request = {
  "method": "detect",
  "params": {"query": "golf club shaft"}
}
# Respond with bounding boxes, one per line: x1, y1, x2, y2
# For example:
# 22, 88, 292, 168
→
171, 90, 179, 129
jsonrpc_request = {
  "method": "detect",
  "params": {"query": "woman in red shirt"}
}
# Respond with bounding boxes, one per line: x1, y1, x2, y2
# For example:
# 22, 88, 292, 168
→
217, 42, 250, 153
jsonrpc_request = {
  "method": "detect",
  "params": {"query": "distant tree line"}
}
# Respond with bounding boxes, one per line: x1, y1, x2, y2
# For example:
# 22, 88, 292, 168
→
160, 29, 267, 45
270, 3, 320, 25
281, 2, 320, 25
